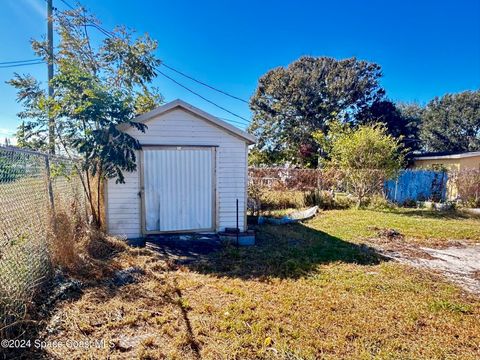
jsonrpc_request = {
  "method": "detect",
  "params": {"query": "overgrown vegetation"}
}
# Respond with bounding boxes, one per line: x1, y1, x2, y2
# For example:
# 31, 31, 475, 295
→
249, 56, 386, 167
323, 123, 404, 207
453, 169, 480, 207
248, 56, 479, 168
10, 209, 480, 359
9, 6, 162, 226
0, 145, 116, 342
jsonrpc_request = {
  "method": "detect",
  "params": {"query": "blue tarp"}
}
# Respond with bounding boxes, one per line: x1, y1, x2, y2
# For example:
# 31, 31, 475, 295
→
385, 170, 448, 203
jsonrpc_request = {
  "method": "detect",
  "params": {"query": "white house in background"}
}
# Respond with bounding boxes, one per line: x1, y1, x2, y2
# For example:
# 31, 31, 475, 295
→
105, 99, 256, 239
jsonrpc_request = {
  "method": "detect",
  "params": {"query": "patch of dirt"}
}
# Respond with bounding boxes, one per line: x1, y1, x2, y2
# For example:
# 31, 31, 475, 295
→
367, 230, 480, 295
367, 227, 435, 260
372, 227, 404, 241
472, 270, 480, 281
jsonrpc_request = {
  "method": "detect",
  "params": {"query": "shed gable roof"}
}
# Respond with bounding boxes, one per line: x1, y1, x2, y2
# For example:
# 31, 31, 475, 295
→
121, 99, 256, 144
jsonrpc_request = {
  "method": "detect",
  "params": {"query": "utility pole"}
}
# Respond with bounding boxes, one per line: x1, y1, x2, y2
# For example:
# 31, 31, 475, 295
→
47, 0, 55, 154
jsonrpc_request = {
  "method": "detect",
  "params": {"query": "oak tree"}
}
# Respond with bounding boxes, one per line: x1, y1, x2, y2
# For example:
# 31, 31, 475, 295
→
249, 56, 385, 167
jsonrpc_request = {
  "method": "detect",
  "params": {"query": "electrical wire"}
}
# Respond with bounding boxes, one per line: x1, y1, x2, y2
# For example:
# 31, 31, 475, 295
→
161, 63, 248, 104
58, 0, 74, 10
156, 68, 250, 123
38, 0, 252, 125
0, 61, 44, 69
55, 1, 249, 111
218, 117, 251, 127
57, 0, 115, 37
0, 59, 41, 65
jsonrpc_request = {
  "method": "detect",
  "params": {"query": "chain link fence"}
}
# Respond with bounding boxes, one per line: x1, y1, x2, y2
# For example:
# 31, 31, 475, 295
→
248, 166, 480, 211
248, 167, 399, 212
248, 167, 348, 192
0, 145, 86, 335
247, 167, 354, 213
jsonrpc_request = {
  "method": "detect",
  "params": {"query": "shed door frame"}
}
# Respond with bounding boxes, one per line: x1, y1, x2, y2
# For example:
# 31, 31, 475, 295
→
140, 145, 217, 235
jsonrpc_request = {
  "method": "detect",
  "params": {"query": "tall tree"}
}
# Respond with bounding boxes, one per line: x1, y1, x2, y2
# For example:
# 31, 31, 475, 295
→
248, 56, 385, 167
356, 100, 422, 155
8, 7, 163, 225
421, 90, 480, 152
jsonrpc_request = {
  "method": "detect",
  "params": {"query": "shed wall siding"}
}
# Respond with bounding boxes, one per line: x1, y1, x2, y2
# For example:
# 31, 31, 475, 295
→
106, 164, 141, 238
413, 156, 480, 171
107, 108, 247, 238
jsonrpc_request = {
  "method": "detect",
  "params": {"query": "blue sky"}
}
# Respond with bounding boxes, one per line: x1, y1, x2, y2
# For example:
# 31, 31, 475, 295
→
1, 0, 479, 141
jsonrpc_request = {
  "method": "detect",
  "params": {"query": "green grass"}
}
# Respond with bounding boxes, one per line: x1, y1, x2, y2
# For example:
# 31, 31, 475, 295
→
31, 208, 480, 360
308, 208, 480, 245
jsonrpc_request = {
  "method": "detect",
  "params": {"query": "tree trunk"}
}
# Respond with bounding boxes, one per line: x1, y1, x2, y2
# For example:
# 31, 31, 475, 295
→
96, 164, 102, 228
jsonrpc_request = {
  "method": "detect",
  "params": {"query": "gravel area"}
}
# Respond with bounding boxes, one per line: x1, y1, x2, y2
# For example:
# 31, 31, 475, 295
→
379, 241, 480, 294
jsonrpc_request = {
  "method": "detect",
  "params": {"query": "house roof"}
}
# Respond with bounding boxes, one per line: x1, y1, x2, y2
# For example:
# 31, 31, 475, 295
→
413, 151, 480, 161
120, 99, 256, 144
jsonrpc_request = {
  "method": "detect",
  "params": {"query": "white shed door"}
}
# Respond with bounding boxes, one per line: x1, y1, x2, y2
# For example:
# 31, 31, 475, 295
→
143, 147, 214, 232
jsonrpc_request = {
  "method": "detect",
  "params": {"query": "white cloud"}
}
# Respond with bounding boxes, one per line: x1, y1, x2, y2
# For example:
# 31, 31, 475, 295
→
6, 0, 45, 19
0, 128, 14, 136
25, 0, 46, 18
0, 128, 17, 146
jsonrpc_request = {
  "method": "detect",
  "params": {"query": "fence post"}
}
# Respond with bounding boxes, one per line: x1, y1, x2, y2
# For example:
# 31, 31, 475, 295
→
44, 155, 55, 216
394, 178, 398, 203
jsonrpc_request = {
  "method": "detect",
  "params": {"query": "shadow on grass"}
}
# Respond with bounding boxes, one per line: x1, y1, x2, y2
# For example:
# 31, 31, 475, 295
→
189, 222, 388, 279
0, 246, 151, 360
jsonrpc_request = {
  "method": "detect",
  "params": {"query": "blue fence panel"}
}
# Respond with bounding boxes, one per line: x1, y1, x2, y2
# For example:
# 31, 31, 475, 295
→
385, 170, 448, 203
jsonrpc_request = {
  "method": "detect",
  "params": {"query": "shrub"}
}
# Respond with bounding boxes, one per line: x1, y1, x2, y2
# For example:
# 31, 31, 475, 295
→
259, 190, 306, 210
49, 211, 83, 272
452, 169, 480, 208
49, 205, 127, 273
326, 124, 405, 207
303, 190, 355, 210
333, 193, 356, 209
366, 194, 395, 210
304, 190, 335, 209
250, 188, 357, 212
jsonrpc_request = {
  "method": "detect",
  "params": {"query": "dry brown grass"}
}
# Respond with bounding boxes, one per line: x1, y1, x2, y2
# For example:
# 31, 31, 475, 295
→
48, 211, 82, 272
260, 190, 307, 210
27, 255, 480, 360
47, 200, 128, 276
18, 228, 479, 359
8, 209, 480, 359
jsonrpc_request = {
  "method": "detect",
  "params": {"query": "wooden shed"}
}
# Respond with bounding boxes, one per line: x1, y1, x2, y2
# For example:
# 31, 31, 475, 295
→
105, 99, 255, 238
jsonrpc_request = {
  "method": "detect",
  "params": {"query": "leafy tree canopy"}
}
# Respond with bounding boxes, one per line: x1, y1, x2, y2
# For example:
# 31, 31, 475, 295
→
326, 123, 404, 206
420, 90, 480, 152
356, 100, 422, 156
8, 7, 163, 225
248, 56, 385, 167
328, 123, 404, 175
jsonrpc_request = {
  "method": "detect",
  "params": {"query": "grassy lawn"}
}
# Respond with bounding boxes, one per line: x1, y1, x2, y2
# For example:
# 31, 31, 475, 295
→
308, 208, 480, 245
29, 209, 480, 359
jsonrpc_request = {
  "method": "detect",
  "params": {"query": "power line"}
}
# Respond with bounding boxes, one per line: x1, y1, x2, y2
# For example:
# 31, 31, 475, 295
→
156, 68, 250, 123
218, 117, 251, 127
35, 0, 252, 126
58, 0, 74, 10
161, 63, 248, 104
57, 0, 115, 37
55, 0, 250, 123
54, 1, 249, 114
0, 62, 251, 124
0, 61, 44, 69
0, 59, 41, 65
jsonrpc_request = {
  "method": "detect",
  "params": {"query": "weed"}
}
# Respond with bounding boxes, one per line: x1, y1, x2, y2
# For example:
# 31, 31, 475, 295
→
429, 300, 473, 314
